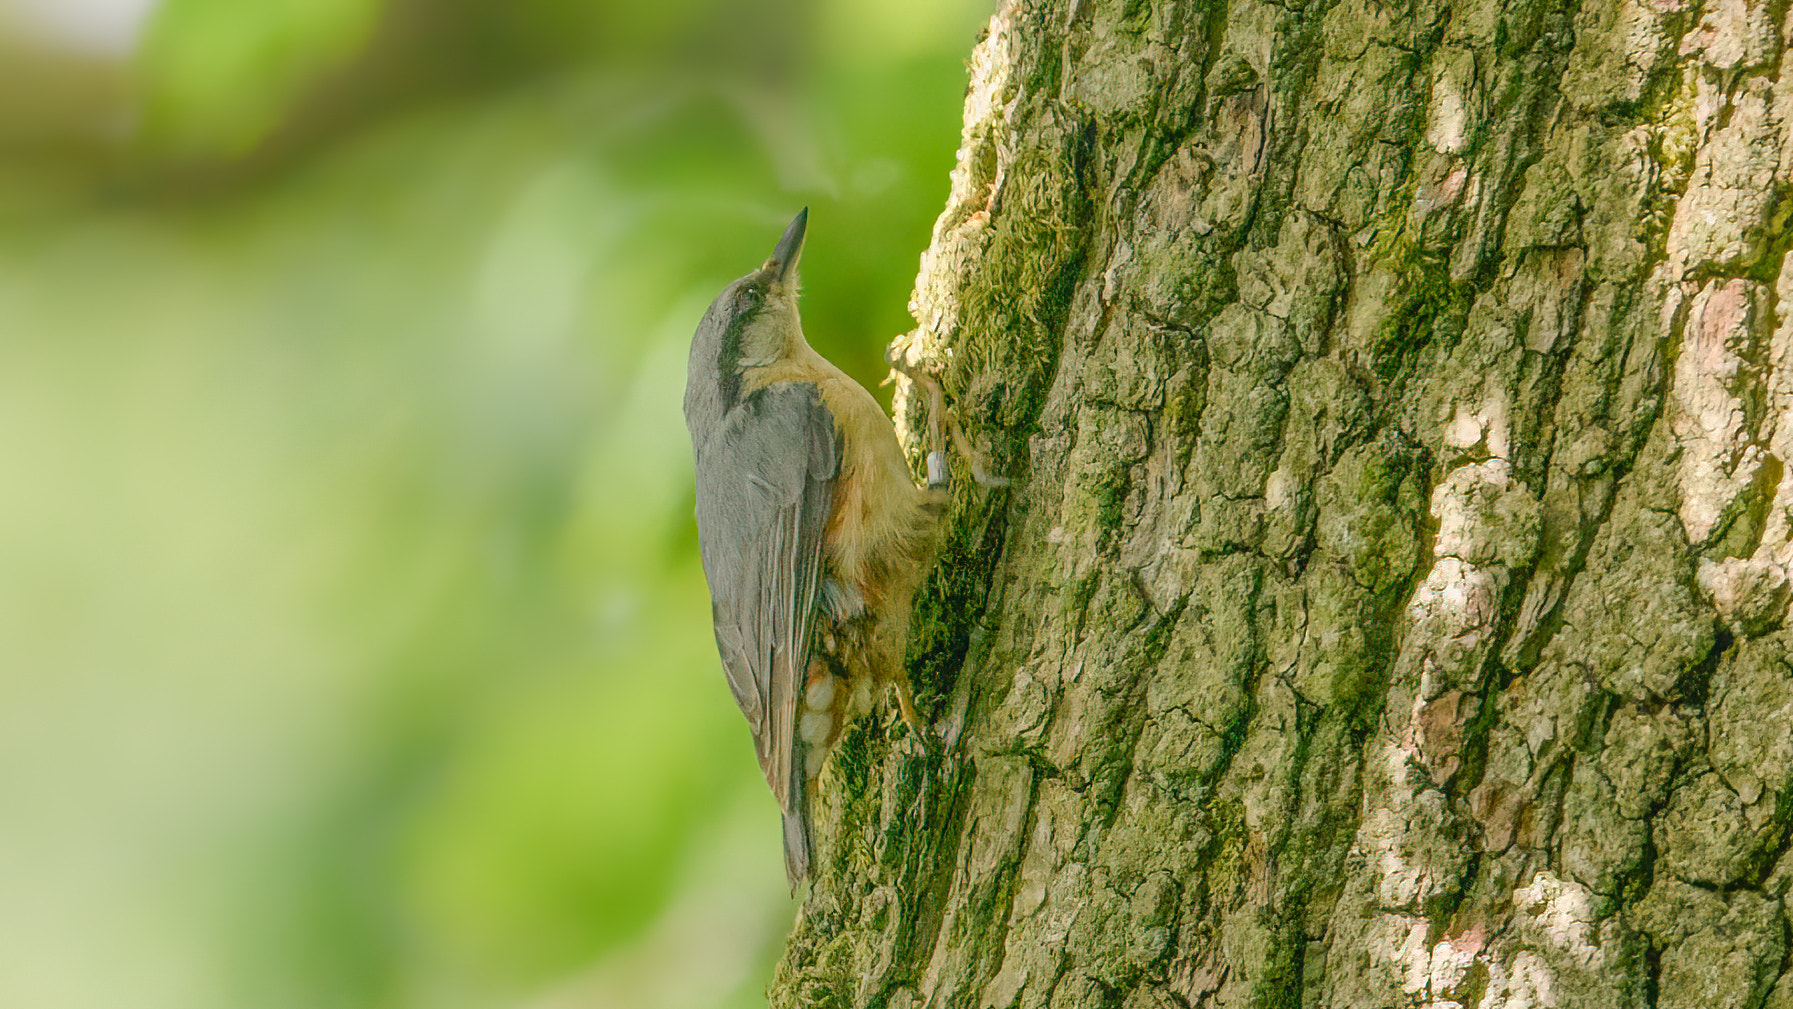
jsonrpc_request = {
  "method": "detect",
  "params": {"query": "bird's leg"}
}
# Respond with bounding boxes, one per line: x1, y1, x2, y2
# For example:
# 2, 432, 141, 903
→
887, 355, 949, 489
885, 350, 1010, 489
922, 372, 949, 490
893, 678, 941, 754
894, 679, 925, 738
943, 411, 1010, 488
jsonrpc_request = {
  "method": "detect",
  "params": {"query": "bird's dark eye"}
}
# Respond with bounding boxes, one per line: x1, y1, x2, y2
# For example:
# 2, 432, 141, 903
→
736, 287, 763, 312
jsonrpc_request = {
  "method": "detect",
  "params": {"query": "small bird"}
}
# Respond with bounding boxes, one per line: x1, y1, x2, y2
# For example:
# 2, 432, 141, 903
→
684, 208, 946, 887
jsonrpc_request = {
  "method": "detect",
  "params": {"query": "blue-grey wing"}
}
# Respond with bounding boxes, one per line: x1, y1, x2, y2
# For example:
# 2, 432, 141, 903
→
691, 381, 836, 860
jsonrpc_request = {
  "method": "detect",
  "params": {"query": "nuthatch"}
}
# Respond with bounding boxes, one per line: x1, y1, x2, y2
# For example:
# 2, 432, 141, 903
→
684, 209, 948, 887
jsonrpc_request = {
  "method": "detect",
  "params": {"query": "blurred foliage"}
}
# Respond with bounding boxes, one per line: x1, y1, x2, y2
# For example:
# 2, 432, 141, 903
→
140, 0, 382, 155
0, 1, 989, 1007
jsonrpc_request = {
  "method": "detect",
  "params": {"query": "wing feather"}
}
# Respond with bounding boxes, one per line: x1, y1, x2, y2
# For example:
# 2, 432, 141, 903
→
691, 381, 836, 879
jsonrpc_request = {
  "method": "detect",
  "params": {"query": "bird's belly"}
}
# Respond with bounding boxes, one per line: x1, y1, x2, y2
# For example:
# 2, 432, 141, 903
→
815, 383, 922, 599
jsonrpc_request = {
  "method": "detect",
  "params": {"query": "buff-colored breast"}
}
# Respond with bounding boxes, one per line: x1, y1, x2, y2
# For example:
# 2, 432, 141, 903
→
742, 346, 929, 602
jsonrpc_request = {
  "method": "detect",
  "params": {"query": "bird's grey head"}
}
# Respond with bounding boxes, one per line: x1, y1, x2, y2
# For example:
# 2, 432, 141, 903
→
684, 209, 809, 438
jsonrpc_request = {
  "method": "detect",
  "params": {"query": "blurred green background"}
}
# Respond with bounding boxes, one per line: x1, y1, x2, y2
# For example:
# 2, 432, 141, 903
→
0, 0, 988, 1006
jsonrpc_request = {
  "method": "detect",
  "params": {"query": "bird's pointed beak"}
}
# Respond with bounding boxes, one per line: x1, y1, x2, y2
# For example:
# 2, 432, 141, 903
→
769, 207, 807, 284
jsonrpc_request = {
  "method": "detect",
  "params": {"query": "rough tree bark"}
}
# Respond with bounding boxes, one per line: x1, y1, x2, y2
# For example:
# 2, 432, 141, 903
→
771, 0, 1793, 1006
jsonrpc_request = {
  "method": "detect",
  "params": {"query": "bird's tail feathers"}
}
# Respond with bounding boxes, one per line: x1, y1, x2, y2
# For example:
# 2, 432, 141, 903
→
782, 802, 811, 892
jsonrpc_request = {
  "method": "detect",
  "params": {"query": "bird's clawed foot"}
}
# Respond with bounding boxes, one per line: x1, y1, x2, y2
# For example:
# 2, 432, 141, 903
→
894, 680, 943, 755
885, 349, 1010, 491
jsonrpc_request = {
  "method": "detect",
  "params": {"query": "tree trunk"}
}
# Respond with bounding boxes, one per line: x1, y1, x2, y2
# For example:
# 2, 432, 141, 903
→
772, 0, 1793, 1005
